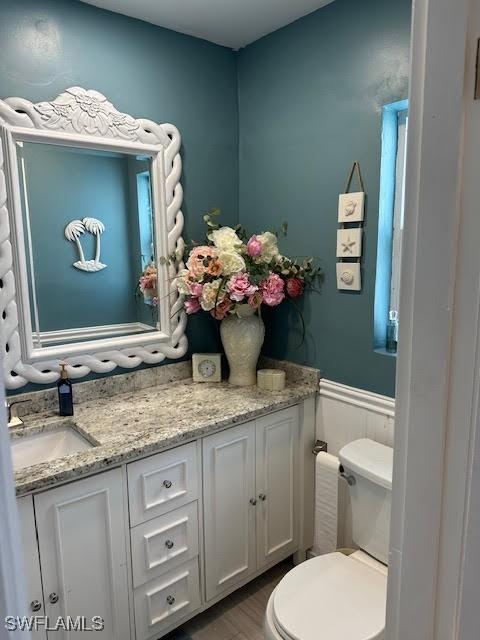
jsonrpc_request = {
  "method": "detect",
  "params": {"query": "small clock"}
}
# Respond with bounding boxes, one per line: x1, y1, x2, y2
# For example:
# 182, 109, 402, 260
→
192, 353, 222, 383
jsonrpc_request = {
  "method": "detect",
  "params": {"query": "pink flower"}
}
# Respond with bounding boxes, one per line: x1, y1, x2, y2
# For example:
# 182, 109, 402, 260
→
227, 273, 258, 302
248, 291, 263, 309
246, 235, 262, 258
286, 277, 304, 298
189, 282, 203, 298
259, 273, 285, 307
184, 298, 201, 314
186, 246, 218, 277
211, 297, 232, 320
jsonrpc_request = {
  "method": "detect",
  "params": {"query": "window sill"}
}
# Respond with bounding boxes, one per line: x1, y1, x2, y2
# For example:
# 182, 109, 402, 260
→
375, 348, 397, 358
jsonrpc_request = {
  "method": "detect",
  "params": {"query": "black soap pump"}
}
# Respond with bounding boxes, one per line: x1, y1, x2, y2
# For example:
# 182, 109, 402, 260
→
57, 363, 74, 416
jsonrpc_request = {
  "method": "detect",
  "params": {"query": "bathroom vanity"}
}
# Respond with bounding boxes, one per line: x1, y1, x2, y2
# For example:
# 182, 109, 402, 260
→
12, 361, 317, 640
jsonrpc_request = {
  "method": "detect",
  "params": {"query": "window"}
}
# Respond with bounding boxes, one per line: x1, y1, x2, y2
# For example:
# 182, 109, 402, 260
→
136, 170, 154, 270
374, 100, 408, 352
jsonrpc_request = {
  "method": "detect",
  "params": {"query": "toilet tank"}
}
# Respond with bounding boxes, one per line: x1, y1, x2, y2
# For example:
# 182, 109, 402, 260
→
339, 438, 393, 565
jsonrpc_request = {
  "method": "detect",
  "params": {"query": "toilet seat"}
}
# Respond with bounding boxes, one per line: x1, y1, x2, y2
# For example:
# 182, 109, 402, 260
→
270, 552, 387, 640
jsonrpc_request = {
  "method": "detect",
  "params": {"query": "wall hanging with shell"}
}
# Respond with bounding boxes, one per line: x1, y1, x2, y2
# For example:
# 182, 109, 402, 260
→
336, 161, 364, 291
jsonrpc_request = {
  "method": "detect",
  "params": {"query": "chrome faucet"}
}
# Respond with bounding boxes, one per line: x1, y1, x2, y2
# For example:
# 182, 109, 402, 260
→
5, 400, 27, 428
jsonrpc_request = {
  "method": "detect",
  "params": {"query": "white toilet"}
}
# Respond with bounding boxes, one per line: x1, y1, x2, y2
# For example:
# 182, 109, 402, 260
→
264, 438, 393, 640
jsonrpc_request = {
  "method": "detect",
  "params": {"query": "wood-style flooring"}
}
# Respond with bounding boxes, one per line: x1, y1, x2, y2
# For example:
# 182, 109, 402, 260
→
165, 558, 293, 640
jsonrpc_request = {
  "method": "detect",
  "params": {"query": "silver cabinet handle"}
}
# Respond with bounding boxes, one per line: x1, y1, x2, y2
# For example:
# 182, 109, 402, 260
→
166, 595, 175, 605
249, 498, 257, 506
165, 539, 174, 549
258, 493, 267, 501
163, 480, 172, 489
30, 600, 42, 612
48, 593, 59, 604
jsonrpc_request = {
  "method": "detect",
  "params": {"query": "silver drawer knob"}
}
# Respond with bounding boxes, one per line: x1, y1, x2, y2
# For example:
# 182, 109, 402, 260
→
48, 593, 59, 604
258, 493, 267, 501
163, 480, 172, 489
166, 595, 175, 606
249, 498, 257, 506
30, 600, 42, 612
165, 539, 174, 550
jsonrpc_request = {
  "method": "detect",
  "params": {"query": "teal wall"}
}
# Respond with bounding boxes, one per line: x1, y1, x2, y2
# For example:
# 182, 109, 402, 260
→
2, 0, 410, 396
0, 0, 237, 392
21, 144, 141, 332
237, 0, 411, 396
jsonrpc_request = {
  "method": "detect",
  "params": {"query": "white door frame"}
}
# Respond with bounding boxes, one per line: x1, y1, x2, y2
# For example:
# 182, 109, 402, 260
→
387, 0, 474, 638
0, 374, 29, 638
433, 0, 480, 636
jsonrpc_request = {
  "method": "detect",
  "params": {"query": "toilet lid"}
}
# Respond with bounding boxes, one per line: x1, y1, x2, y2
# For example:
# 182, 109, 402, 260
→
273, 553, 387, 640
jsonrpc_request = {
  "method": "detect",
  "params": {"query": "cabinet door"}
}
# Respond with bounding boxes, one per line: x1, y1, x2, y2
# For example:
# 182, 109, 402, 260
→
203, 422, 256, 600
256, 406, 300, 569
17, 496, 47, 640
34, 469, 130, 640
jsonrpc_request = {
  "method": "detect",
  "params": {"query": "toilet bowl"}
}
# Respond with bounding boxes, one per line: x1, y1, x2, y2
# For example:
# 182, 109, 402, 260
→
264, 439, 393, 640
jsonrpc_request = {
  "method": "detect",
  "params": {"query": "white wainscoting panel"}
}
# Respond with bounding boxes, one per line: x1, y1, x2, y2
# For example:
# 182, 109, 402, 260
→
317, 379, 395, 456
315, 379, 395, 551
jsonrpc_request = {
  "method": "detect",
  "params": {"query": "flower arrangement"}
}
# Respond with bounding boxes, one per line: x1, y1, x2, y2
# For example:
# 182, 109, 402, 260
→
138, 262, 158, 306
175, 210, 321, 321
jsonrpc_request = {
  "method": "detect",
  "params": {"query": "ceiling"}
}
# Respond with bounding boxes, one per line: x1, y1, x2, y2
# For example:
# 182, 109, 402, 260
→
79, 0, 335, 49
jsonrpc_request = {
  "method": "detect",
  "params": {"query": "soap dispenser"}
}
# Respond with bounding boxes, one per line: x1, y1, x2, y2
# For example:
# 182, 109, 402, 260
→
57, 363, 74, 416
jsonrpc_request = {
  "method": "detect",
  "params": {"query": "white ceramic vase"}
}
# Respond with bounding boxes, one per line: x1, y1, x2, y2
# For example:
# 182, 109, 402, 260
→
220, 304, 265, 386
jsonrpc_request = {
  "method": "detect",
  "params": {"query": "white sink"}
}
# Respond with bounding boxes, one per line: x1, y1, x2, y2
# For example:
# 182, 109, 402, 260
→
11, 427, 93, 471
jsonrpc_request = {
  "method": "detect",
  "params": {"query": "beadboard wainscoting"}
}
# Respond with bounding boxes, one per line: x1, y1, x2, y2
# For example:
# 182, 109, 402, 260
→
317, 380, 395, 456
315, 379, 395, 550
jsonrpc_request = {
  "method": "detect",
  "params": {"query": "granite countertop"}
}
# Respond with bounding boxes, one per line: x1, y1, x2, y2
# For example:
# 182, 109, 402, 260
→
12, 376, 317, 496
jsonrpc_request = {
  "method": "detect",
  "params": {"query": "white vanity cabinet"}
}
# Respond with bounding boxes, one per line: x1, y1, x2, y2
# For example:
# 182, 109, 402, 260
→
203, 406, 300, 601
16, 400, 313, 640
33, 468, 131, 639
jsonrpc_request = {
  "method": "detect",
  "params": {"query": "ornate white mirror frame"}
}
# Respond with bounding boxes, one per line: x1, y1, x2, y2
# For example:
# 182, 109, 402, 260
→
0, 87, 187, 389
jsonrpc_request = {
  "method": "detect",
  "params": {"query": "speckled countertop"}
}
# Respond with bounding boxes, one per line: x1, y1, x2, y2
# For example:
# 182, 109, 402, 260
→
11, 371, 317, 496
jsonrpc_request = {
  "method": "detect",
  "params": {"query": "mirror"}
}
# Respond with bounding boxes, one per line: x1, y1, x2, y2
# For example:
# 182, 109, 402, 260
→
17, 142, 158, 347
0, 87, 187, 388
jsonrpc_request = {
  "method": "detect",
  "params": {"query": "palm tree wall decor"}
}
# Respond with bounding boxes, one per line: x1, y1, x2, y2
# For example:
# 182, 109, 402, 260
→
64, 217, 107, 272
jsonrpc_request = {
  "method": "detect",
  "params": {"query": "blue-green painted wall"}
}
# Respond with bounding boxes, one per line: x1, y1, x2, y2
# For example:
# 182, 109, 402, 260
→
20, 144, 140, 331
0, 0, 237, 392
237, 0, 411, 397
2, 0, 410, 396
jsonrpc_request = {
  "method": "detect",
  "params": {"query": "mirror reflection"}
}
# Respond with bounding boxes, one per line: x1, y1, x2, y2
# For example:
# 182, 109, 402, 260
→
16, 141, 159, 347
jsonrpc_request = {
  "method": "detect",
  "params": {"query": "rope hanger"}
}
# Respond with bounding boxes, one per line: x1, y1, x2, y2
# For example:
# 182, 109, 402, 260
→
343, 161, 365, 194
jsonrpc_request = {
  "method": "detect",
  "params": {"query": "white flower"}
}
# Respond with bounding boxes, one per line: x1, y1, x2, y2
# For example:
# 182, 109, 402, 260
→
200, 280, 224, 311
175, 269, 190, 295
210, 227, 242, 252
219, 251, 246, 276
256, 231, 280, 263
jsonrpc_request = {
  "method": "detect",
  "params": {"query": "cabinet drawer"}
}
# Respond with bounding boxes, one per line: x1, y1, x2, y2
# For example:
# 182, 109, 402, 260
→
128, 442, 198, 526
131, 502, 199, 588
133, 559, 201, 640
